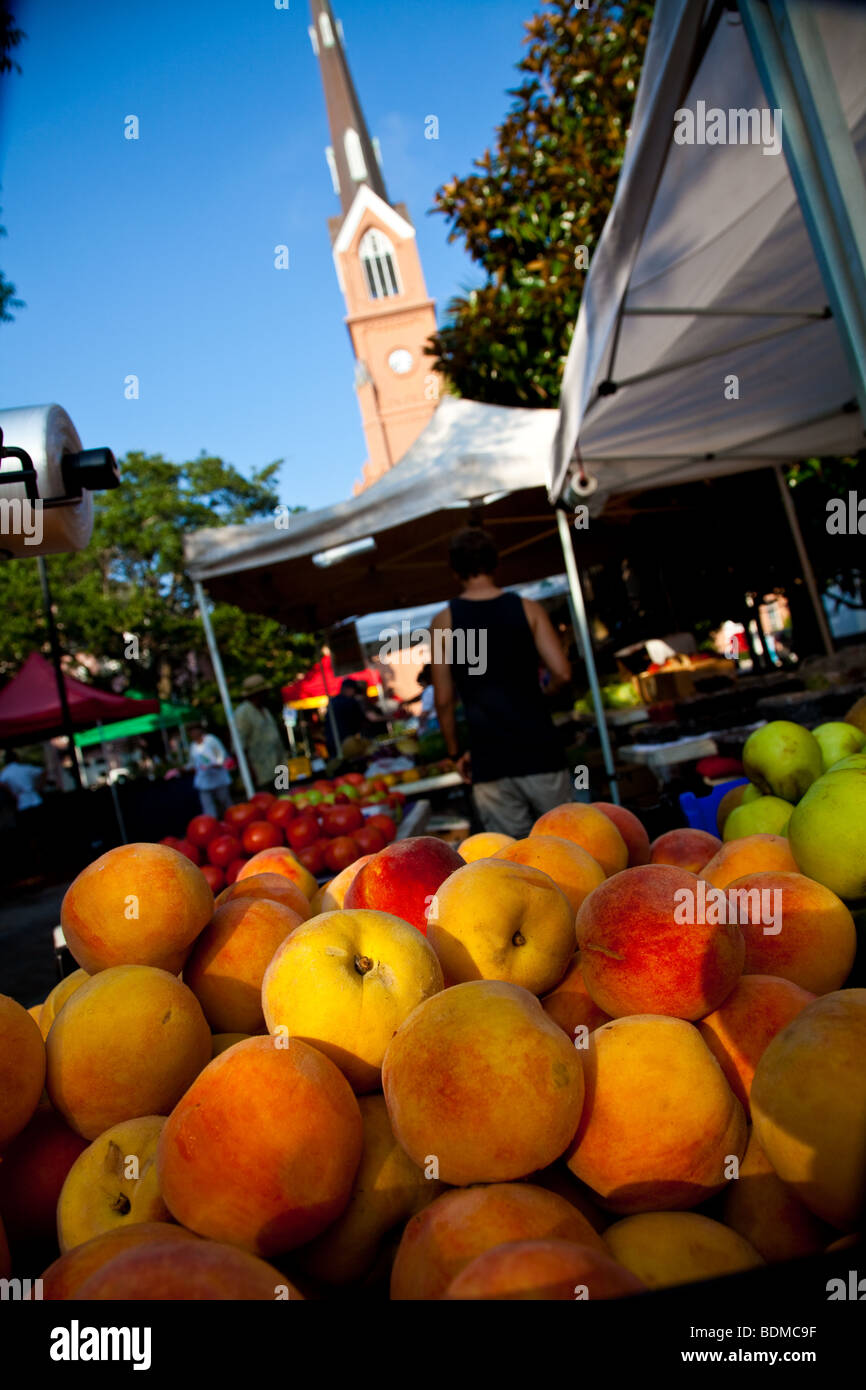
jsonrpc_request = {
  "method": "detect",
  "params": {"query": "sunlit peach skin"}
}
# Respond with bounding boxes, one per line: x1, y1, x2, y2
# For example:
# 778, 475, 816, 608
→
592, 803, 651, 867
650, 828, 721, 874
184, 896, 304, 1034
700, 834, 798, 890
493, 835, 606, 918
697, 974, 814, 1111
530, 804, 627, 877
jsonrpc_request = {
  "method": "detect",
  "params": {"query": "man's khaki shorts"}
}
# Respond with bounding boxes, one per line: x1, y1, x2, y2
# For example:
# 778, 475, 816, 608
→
472, 768, 575, 839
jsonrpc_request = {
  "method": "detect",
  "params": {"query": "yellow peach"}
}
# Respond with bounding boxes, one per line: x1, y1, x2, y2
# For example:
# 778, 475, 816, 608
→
57, 1115, 170, 1252
604, 1212, 763, 1288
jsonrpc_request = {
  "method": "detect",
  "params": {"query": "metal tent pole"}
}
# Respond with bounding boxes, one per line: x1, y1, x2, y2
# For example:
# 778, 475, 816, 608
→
192, 581, 255, 799
555, 509, 620, 805
97, 720, 128, 844
739, 0, 866, 422
774, 465, 834, 656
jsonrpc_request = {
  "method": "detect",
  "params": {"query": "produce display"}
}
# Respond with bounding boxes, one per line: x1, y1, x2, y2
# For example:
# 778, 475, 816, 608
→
159, 778, 409, 893
0, 713, 863, 1301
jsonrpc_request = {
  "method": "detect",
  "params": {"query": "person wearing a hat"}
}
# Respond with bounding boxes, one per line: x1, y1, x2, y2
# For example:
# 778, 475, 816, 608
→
234, 674, 286, 790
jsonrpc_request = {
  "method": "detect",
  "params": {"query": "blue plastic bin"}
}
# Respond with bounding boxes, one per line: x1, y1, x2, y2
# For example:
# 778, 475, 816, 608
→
678, 778, 749, 835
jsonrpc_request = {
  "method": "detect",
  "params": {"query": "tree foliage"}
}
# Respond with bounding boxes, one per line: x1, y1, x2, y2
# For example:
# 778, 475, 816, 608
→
0, 3, 25, 322
428, 0, 653, 405
0, 453, 317, 704
785, 452, 866, 610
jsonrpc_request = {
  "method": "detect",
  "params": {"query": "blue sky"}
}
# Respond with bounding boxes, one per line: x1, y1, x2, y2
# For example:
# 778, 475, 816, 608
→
0, 0, 535, 508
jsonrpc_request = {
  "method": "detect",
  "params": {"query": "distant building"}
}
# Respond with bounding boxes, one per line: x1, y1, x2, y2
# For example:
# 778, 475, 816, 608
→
309, 1, 441, 493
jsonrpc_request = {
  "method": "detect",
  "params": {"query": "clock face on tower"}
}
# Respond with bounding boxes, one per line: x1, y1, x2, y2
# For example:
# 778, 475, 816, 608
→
388, 348, 414, 376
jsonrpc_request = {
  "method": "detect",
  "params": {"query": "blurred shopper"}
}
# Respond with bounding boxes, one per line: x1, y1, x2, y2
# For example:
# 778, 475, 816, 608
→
188, 724, 232, 818
0, 749, 45, 810
431, 527, 573, 837
234, 675, 285, 788
415, 664, 438, 735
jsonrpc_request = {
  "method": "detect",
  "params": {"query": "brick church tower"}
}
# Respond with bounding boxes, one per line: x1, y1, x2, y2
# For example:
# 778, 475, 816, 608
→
309, 1, 441, 494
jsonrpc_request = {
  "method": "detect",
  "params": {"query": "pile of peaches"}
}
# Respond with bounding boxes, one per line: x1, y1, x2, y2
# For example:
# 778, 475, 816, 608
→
0, 797, 863, 1301
160, 783, 403, 895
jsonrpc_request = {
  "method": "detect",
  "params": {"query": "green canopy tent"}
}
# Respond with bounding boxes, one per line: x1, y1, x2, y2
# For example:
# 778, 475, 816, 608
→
73, 697, 195, 749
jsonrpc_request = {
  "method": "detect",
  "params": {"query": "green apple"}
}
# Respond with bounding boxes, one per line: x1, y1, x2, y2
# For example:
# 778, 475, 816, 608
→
788, 768, 866, 900
828, 753, 866, 773
741, 783, 763, 804
723, 795, 793, 842
742, 721, 823, 803
340, 784, 361, 800
812, 721, 866, 772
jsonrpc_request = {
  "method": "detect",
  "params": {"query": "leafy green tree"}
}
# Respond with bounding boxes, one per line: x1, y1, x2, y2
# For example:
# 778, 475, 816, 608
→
0, 452, 317, 705
428, 0, 653, 405
785, 452, 866, 614
1, 3, 25, 322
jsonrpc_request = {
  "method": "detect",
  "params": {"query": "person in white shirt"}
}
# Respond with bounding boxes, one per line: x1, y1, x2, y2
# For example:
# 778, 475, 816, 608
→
187, 724, 232, 818
0, 750, 45, 810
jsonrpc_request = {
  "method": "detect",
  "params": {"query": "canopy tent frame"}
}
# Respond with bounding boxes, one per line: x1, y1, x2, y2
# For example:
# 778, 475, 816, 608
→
193, 581, 255, 800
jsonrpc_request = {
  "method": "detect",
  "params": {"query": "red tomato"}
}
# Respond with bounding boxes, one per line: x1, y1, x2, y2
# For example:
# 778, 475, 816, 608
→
321, 803, 364, 837
224, 857, 246, 884
175, 838, 202, 866
366, 813, 397, 844
353, 825, 386, 856
295, 843, 326, 875
312, 780, 333, 794
200, 864, 225, 893
324, 836, 361, 874
250, 792, 276, 812
208, 833, 242, 868
224, 802, 260, 832
342, 772, 364, 786
286, 816, 320, 852
160, 836, 181, 850
241, 820, 283, 854
185, 815, 221, 848
266, 799, 297, 828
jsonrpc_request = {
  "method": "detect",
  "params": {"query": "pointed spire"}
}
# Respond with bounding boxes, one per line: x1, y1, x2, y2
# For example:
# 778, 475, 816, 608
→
309, 0, 389, 220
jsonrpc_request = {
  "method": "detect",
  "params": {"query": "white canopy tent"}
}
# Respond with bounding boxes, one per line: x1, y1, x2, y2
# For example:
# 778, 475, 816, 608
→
550, 0, 866, 655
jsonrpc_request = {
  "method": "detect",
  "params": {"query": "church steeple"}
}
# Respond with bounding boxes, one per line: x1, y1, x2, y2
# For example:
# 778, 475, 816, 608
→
309, 1, 389, 226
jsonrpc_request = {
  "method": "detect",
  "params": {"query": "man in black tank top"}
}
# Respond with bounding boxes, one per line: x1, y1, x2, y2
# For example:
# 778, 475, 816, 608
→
430, 527, 575, 838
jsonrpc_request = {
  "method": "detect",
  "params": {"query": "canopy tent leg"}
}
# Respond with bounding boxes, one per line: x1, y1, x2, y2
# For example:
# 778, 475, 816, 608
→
192, 580, 255, 800
555, 509, 620, 806
773, 465, 834, 656
740, 0, 866, 422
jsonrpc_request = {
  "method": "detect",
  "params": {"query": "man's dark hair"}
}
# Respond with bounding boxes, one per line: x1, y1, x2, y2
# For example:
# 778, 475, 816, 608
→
339, 678, 358, 695
448, 526, 498, 580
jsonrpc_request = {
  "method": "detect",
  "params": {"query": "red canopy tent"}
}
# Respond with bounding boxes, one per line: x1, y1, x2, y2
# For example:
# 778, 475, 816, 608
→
0, 652, 160, 742
281, 652, 378, 710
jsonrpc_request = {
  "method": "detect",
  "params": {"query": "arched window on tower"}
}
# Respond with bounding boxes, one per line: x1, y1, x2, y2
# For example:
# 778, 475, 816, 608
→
344, 129, 367, 182
359, 228, 401, 300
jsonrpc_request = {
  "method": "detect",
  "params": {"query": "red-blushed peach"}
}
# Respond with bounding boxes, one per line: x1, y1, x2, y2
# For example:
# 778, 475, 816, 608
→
493, 835, 606, 917
750, 989, 866, 1229
60, 842, 213, 975
701, 834, 798, 890
40, 1223, 201, 1300
261, 909, 444, 1093
157, 1035, 363, 1255
724, 871, 856, 995
698, 974, 815, 1112
576, 864, 744, 1020
75, 1238, 302, 1300
566, 1015, 747, 1213
458, 831, 515, 862
0, 994, 46, 1149
530, 803, 627, 876
426, 859, 575, 994
235, 847, 318, 900
603, 1212, 763, 1289
541, 953, 611, 1040
45, 966, 211, 1140
592, 802, 651, 866
184, 896, 304, 1034
56, 1116, 170, 1253
343, 836, 465, 935
0, 1105, 88, 1241
390, 1182, 606, 1300
215, 872, 312, 920
443, 1238, 645, 1300
297, 1093, 446, 1286
650, 828, 722, 874
39, 969, 89, 1038
722, 1129, 833, 1262
309, 855, 374, 915
382, 980, 584, 1186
